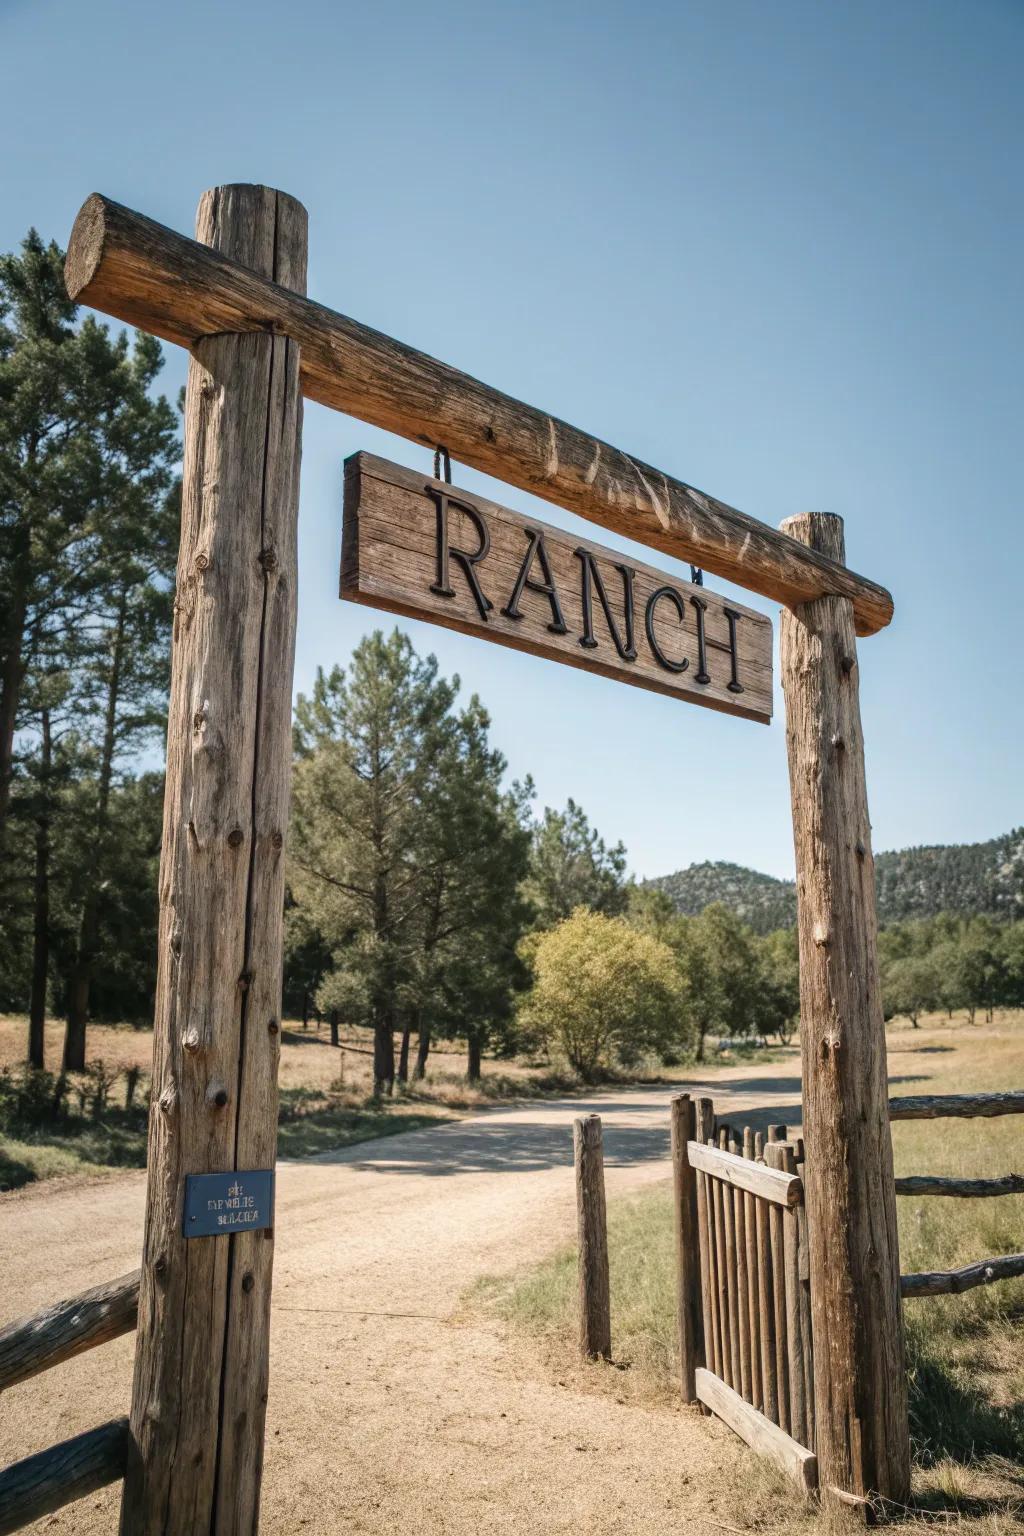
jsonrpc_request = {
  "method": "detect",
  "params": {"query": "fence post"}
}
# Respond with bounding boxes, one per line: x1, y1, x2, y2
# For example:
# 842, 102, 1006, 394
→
120, 185, 307, 1535
780, 510, 910, 1505
670, 1094, 701, 1401
575, 1114, 611, 1360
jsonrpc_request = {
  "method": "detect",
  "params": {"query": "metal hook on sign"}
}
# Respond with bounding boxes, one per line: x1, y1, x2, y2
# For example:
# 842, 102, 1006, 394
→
433, 446, 452, 484
690, 565, 704, 586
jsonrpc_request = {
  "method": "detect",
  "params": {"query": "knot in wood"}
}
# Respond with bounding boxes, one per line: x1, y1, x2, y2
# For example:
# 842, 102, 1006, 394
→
271, 829, 284, 850
856, 840, 866, 858
259, 546, 278, 571
831, 733, 845, 750
268, 1019, 280, 1036
227, 827, 245, 848
181, 1030, 201, 1055
154, 1255, 168, 1277
237, 969, 254, 993
241, 1271, 256, 1294
812, 923, 830, 948
210, 1085, 229, 1109
158, 1084, 177, 1112
194, 551, 211, 573
840, 653, 855, 675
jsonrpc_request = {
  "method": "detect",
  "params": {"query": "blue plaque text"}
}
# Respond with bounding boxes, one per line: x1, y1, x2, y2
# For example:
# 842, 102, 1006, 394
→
183, 1169, 275, 1239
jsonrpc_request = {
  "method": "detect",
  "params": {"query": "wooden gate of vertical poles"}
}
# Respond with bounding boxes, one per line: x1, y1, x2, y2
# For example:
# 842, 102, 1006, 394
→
671, 1095, 819, 1496
0, 182, 910, 1533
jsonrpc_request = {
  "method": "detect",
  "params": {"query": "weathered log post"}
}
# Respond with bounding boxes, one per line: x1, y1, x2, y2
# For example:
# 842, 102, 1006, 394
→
118, 186, 306, 1534
670, 1093, 701, 1401
574, 1114, 611, 1360
779, 511, 910, 1505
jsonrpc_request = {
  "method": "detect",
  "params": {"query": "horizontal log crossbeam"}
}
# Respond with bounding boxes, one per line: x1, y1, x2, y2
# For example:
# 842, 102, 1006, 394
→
64, 194, 894, 636
0, 1417, 129, 1536
889, 1091, 1024, 1121
901, 1252, 1024, 1298
0, 1271, 139, 1394
687, 1140, 803, 1207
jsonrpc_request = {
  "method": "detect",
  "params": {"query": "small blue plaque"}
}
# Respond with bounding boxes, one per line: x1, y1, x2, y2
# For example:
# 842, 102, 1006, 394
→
182, 1169, 275, 1239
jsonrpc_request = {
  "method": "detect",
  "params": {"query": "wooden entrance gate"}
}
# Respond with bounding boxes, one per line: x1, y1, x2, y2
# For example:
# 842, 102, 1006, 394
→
0, 181, 912, 1530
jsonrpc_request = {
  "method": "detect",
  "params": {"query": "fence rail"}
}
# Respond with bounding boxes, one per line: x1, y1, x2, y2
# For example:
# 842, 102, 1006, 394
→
889, 1090, 1024, 1121
0, 1272, 138, 1533
0, 1271, 139, 1394
0, 1418, 129, 1536
901, 1252, 1024, 1298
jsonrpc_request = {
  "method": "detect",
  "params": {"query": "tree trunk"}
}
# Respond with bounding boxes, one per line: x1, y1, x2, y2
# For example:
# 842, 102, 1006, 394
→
64, 586, 127, 1068
414, 1016, 431, 1080
28, 710, 52, 1070
397, 1022, 411, 1084
0, 587, 28, 861
779, 511, 910, 1506
373, 1011, 395, 1097
466, 1030, 482, 1083
329, 1011, 339, 1048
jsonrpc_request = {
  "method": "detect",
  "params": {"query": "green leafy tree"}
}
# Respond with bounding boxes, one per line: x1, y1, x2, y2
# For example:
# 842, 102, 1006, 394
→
524, 798, 627, 929
519, 908, 689, 1080
674, 903, 764, 1060
757, 927, 801, 1045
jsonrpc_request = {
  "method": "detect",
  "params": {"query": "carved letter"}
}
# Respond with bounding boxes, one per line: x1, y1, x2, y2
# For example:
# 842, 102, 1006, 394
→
722, 607, 744, 693
428, 487, 493, 622
501, 528, 568, 634
690, 594, 711, 684
574, 550, 637, 661
644, 586, 689, 673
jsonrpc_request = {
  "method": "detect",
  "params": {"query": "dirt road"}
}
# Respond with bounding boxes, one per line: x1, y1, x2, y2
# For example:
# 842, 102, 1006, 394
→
0, 1066, 803, 1534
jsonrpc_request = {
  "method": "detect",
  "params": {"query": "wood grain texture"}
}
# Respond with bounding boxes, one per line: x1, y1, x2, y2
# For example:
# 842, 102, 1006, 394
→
65, 194, 894, 637
888, 1091, 1024, 1121
670, 1095, 701, 1402
779, 511, 910, 1506
694, 1097, 717, 1407
0, 1418, 128, 1536
342, 454, 773, 723
742, 1128, 763, 1413
901, 1252, 1024, 1297
574, 1115, 611, 1360
0, 1271, 139, 1393
120, 186, 306, 1536
694, 1370, 818, 1493
687, 1141, 802, 1207
894, 1174, 1024, 1197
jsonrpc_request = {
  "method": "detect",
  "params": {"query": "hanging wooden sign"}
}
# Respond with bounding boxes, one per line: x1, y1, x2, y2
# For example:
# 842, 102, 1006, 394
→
341, 453, 773, 723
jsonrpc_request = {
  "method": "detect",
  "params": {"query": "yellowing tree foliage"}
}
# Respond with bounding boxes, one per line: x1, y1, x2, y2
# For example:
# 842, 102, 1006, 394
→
520, 908, 690, 1079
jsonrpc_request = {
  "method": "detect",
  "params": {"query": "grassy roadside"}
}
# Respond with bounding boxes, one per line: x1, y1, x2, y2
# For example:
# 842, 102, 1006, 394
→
470, 1013, 1024, 1532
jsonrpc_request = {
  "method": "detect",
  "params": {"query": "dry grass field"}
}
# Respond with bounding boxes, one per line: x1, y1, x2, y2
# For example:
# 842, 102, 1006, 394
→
0, 1013, 569, 1191
474, 1011, 1024, 1531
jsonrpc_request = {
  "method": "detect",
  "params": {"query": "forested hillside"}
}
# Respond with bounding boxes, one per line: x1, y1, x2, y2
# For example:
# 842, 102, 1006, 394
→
648, 827, 1024, 932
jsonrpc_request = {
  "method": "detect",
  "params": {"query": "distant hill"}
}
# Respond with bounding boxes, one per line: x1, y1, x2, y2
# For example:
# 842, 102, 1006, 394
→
646, 828, 1024, 933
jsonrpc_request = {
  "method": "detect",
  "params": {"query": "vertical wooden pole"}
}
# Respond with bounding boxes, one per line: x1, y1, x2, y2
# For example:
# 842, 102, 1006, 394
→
694, 1097, 716, 1408
670, 1094, 701, 1402
729, 1133, 752, 1404
121, 185, 306, 1536
742, 1127, 763, 1411
575, 1115, 611, 1360
779, 1143, 807, 1447
753, 1131, 778, 1424
765, 1143, 790, 1436
779, 511, 910, 1505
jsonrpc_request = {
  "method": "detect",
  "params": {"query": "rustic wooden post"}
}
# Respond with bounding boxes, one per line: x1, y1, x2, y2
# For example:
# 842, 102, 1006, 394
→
779, 511, 910, 1505
694, 1096, 716, 1411
120, 185, 306, 1535
670, 1094, 701, 1401
574, 1114, 611, 1360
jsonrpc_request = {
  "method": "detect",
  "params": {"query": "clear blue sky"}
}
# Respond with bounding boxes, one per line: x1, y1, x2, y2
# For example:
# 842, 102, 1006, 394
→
3, 0, 1021, 878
